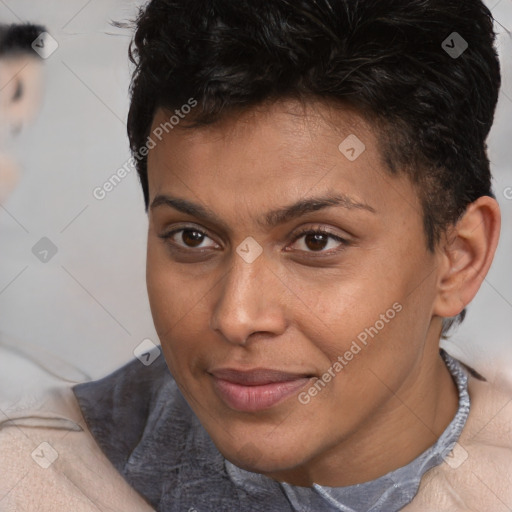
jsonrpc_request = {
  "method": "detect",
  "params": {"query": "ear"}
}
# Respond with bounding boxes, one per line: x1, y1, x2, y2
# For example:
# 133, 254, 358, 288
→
433, 196, 501, 318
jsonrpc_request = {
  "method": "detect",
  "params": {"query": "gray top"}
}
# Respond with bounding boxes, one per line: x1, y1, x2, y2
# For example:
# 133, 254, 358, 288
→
72, 349, 469, 512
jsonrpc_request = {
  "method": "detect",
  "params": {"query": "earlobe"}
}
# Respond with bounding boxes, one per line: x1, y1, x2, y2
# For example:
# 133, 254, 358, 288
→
433, 196, 501, 318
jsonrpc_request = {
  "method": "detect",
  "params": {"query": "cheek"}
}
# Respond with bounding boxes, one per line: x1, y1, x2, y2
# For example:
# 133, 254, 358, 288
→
146, 245, 189, 367
146, 239, 197, 329
146, 244, 172, 332
281, 266, 402, 351
289, 263, 426, 387
146, 241, 212, 366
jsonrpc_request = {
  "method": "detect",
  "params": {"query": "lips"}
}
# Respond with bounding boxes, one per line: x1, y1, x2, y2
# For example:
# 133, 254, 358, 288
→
209, 368, 314, 412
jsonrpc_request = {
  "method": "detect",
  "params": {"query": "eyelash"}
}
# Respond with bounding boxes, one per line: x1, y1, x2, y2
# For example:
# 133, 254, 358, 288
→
159, 225, 349, 257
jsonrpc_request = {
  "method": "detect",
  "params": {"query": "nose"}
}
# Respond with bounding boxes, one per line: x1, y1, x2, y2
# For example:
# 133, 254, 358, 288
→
209, 249, 288, 346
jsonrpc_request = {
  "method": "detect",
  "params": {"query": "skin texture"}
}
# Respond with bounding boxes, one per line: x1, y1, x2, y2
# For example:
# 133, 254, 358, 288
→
145, 97, 500, 487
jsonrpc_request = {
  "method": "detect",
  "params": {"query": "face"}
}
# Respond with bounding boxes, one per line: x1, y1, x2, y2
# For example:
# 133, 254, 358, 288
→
146, 98, 444, 484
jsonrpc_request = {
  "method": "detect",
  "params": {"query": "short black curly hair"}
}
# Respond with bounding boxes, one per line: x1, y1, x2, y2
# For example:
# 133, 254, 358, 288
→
123, 0, 501, 335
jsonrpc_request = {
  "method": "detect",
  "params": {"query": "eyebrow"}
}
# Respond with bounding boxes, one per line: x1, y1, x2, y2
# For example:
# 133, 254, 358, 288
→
150, 192, 376, 230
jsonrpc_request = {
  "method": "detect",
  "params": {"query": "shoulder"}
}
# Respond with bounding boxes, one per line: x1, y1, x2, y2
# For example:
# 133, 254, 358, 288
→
404, 370, 512, 512
71, 349, 194, 474
0, 383, 156, 512
70, 352, 245, 511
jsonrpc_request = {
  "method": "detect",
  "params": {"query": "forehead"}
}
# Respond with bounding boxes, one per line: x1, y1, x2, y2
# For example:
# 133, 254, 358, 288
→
146, 98, 421, 225
149, 97, 371, 158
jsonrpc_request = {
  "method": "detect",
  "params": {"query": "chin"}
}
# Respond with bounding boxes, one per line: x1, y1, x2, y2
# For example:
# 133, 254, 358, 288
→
219, 437, 310, 475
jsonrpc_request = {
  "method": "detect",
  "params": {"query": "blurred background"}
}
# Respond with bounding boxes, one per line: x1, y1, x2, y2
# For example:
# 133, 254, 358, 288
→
0, 0, 511, 410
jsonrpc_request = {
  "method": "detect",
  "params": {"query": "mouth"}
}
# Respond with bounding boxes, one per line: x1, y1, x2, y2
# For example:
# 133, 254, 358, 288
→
208, 368, 315, 412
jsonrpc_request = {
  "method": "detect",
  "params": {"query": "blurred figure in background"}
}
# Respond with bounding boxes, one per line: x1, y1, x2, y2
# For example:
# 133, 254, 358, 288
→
0, 23, 44, 203
0, 23, 89, 413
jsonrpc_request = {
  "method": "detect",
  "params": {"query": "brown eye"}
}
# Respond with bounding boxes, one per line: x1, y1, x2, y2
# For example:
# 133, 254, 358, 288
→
289, 228, 348, 255
303, 233, 329, 252
181, 229, 205, 247
159, 227, 219, 251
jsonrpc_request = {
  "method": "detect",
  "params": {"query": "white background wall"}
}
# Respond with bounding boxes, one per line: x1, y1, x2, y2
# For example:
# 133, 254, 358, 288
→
0, 0, 511, 390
